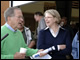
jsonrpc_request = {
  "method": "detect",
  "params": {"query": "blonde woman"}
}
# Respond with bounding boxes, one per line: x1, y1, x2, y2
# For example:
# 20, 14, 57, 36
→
37, 9, 72, 59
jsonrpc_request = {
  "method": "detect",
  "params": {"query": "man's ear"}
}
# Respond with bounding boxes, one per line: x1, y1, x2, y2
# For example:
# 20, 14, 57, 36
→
7, 16, 11, 21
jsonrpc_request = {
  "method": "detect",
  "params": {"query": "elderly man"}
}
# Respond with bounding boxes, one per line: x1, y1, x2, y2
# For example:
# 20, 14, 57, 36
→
1, 7, 47, 59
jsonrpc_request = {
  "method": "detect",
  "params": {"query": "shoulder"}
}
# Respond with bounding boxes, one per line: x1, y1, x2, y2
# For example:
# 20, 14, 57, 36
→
17, 30, 24, 38
17, 29, 22, 34
40, 18, 45, 22
1, 25, 7, 37
41, 17, 44, 20
1, 25, 8, 34
1, 25, 6, 30
24, 26, 29, 29
73, 31, 79, 41
24, 26, 31, 33
58, 27, 71, 37
60, 27, 69, 33
24, 26, 30, 31
39, 27, 49, 34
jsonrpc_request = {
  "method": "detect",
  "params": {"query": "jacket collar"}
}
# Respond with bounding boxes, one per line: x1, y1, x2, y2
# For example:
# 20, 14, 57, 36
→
44, 25, 65, 30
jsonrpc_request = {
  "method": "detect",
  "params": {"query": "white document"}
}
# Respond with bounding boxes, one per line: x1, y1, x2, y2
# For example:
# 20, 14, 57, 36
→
30, 54, 52, 59
20, 47, 27, 53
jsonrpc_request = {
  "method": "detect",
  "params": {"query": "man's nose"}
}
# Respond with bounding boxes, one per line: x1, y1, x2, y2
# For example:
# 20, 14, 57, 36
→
20, 17, 24, 22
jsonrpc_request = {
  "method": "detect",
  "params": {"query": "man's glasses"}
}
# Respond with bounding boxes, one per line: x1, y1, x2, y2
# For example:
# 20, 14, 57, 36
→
14, 16, 24, 19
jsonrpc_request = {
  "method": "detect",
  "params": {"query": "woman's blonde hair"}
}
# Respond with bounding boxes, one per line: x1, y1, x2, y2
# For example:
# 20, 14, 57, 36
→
44, 9, 61, 24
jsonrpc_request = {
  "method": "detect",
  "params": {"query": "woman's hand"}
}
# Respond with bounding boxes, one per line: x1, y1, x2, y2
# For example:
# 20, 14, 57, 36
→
58, 45, 66, 50
38, 49, 47, 57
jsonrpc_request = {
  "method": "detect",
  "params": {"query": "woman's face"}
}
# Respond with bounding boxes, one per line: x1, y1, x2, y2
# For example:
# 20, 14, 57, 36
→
44, 13, 56, 27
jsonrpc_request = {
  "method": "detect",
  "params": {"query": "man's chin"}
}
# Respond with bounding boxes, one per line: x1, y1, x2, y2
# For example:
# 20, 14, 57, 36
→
17, 26, 22, 29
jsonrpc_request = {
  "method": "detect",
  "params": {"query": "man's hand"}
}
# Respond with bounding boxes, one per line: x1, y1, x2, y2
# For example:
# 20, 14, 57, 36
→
14, 52, 26, 59
58, 45, 66, 50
